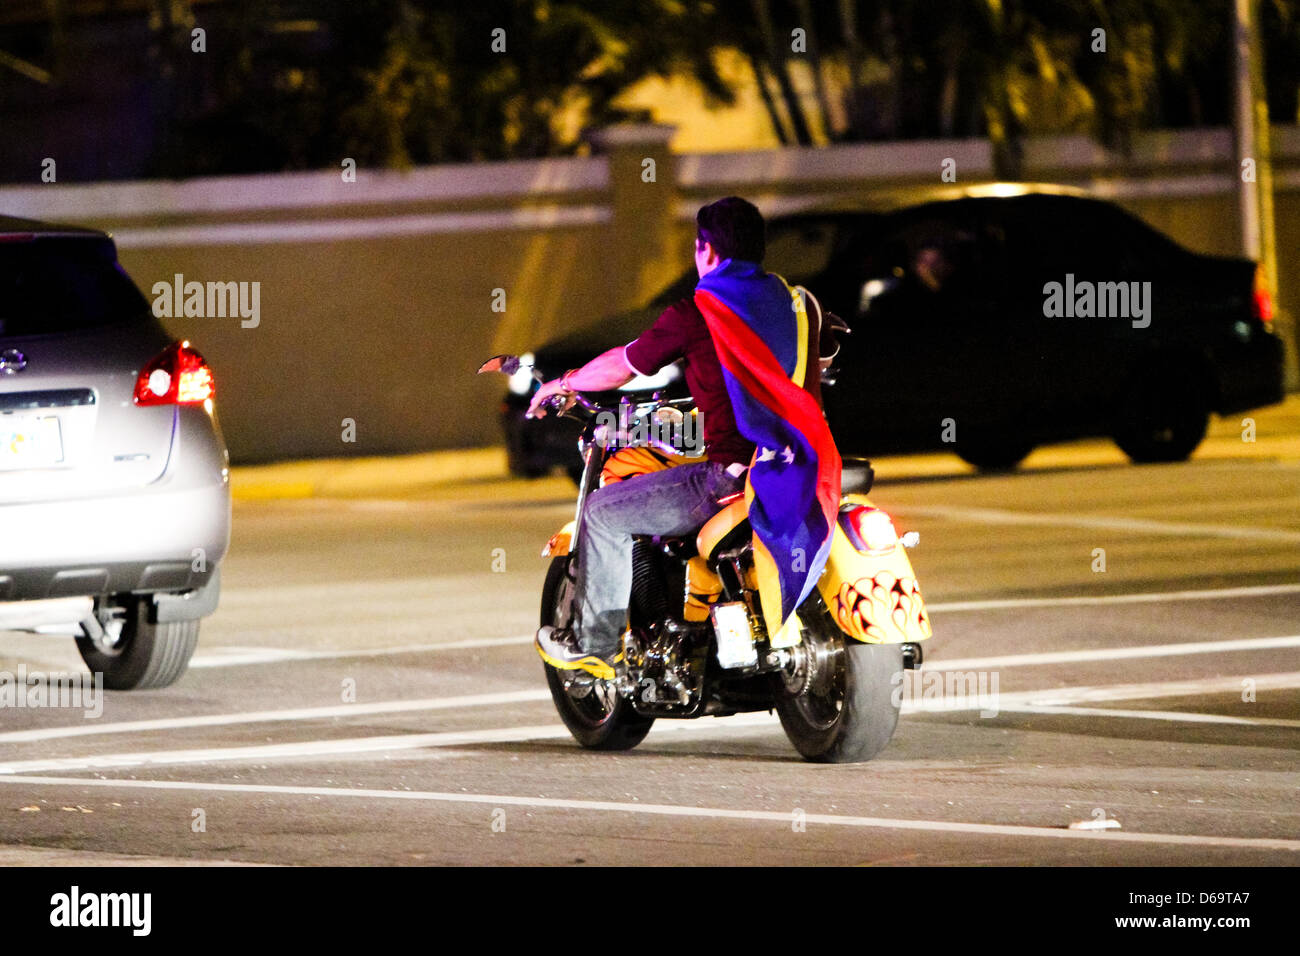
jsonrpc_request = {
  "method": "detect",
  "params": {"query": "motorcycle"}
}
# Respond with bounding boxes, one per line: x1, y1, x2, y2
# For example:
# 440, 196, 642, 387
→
477, 354, 932, 763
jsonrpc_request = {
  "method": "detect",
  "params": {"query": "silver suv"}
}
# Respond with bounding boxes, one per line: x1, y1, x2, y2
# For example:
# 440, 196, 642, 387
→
0, 215, 230, 689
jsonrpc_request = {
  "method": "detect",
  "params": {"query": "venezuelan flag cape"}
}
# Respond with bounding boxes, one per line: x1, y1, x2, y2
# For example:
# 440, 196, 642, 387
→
695, 259, 841, 638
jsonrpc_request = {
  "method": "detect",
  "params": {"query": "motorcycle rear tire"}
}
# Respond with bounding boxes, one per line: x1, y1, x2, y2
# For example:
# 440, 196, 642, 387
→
776, 605, 903, 763
540, 556, 655, 751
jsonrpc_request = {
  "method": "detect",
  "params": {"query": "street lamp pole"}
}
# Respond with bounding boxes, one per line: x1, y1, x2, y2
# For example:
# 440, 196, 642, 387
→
1233, 0, 1293, 389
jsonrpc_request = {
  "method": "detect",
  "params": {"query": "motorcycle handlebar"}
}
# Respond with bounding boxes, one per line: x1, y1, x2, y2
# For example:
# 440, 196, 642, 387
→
538, 390, 599, 419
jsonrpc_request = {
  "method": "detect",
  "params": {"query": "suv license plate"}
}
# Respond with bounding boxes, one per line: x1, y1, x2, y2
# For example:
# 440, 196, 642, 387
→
0, 414, 64, 470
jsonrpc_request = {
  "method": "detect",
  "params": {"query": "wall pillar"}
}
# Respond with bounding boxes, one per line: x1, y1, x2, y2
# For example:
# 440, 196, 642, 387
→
587, 124, 680, 312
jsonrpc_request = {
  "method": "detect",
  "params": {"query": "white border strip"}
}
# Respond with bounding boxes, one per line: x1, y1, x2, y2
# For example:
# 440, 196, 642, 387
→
0, 157, 608, 219
2, 775, 1296, 852
111, 204, 611, 248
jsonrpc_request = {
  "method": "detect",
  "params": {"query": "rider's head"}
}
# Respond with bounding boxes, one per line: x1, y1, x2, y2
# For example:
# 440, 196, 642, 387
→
695, 196, 765, 278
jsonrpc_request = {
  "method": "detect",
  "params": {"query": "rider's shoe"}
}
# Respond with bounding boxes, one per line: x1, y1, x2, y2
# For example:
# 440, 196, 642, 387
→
535, 626, 619, 681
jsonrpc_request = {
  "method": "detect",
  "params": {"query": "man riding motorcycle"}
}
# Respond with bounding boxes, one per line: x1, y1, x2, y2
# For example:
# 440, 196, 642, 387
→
528, 196, 839, 676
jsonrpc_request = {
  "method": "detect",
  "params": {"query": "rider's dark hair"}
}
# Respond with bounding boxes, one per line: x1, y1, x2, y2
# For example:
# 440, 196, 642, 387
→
696, 196, 765, 263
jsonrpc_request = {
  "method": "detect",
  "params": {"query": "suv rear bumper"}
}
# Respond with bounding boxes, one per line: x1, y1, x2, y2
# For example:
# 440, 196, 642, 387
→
1216, 331, 1286, 415
0, 477, 229, 601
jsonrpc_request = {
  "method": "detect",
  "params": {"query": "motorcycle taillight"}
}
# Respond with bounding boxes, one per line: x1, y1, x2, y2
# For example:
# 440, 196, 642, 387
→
839, 505, 899, 553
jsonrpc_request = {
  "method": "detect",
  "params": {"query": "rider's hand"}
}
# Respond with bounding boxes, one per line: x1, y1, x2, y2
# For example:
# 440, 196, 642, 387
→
526, 378, 575, 419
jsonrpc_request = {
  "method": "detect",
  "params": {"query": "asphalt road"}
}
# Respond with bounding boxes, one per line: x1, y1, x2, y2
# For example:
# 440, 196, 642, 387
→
1, 408, 1298, 866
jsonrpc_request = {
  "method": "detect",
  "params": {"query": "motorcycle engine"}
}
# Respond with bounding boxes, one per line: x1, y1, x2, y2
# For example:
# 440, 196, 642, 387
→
618, 619, 707, 717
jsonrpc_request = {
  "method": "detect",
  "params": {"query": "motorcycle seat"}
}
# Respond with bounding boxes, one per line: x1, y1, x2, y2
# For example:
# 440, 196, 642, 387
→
841, 457, 874, 494
696, 496, 750, 563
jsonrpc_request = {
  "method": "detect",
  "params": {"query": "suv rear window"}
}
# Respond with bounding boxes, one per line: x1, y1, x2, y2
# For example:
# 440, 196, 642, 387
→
0, 237, 149, 338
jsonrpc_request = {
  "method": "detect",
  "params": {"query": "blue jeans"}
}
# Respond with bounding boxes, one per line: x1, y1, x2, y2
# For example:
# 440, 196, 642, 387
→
573, 461, 745, 658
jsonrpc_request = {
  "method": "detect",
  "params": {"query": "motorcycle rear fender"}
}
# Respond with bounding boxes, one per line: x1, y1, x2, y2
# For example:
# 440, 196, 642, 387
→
816, 494, 932, 645
543, 521, 577, 557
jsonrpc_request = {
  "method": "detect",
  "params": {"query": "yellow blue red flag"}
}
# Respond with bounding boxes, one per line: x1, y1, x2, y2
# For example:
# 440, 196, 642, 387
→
695, 259, 841, 637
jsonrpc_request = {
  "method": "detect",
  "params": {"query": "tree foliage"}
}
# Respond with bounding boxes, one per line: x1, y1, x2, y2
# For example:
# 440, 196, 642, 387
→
152, 0, 732, 174
704, 0, 1298, 176
20, 0, 1300, 178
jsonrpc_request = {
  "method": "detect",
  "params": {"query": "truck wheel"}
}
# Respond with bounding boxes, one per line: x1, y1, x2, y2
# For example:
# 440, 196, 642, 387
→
1113, 367, 1209, 463
955, 434, 1035, 471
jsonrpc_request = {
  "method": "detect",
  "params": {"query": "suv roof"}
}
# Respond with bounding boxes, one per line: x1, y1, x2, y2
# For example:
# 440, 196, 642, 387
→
801, 181, 1091, 217
0, 215, 107, 240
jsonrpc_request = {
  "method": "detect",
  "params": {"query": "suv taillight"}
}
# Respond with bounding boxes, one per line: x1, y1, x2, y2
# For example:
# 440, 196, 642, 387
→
133, 341, 214, 406
1253, 266, 1274, 331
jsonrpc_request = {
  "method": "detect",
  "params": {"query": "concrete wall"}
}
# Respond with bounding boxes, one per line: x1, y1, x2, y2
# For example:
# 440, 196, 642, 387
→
0, 126, 1295, 463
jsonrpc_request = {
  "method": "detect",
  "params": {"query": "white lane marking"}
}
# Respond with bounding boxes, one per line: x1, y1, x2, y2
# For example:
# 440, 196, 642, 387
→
2, 775, 1297, 853
0, 713, 780, 775
190, 634, 534, 668
0, 671, 1292, 775
4, 671, 1296, 772
0, 689, 553, 744
995, 705, 1300, 729
9, 632, 1297, 744
928, 582, 1300, 613
214, 574, 506, 607
1004, 672, 1300, 707
929, 635, 1300, 672
907, 504, 1300, 544
903, 673, 1300, 713
0, 726, 573, 774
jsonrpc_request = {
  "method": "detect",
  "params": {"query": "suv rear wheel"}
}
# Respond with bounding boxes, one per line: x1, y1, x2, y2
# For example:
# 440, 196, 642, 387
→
955, 431, 1036, 471
75, 595, 199, 690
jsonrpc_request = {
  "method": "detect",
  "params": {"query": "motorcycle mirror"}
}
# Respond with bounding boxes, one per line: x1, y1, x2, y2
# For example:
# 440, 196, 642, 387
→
477, 354, 520, 376
826, 311, 851, 334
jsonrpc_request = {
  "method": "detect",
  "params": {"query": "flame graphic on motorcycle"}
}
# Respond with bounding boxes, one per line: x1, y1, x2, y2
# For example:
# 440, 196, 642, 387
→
834, 571, 932, 644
